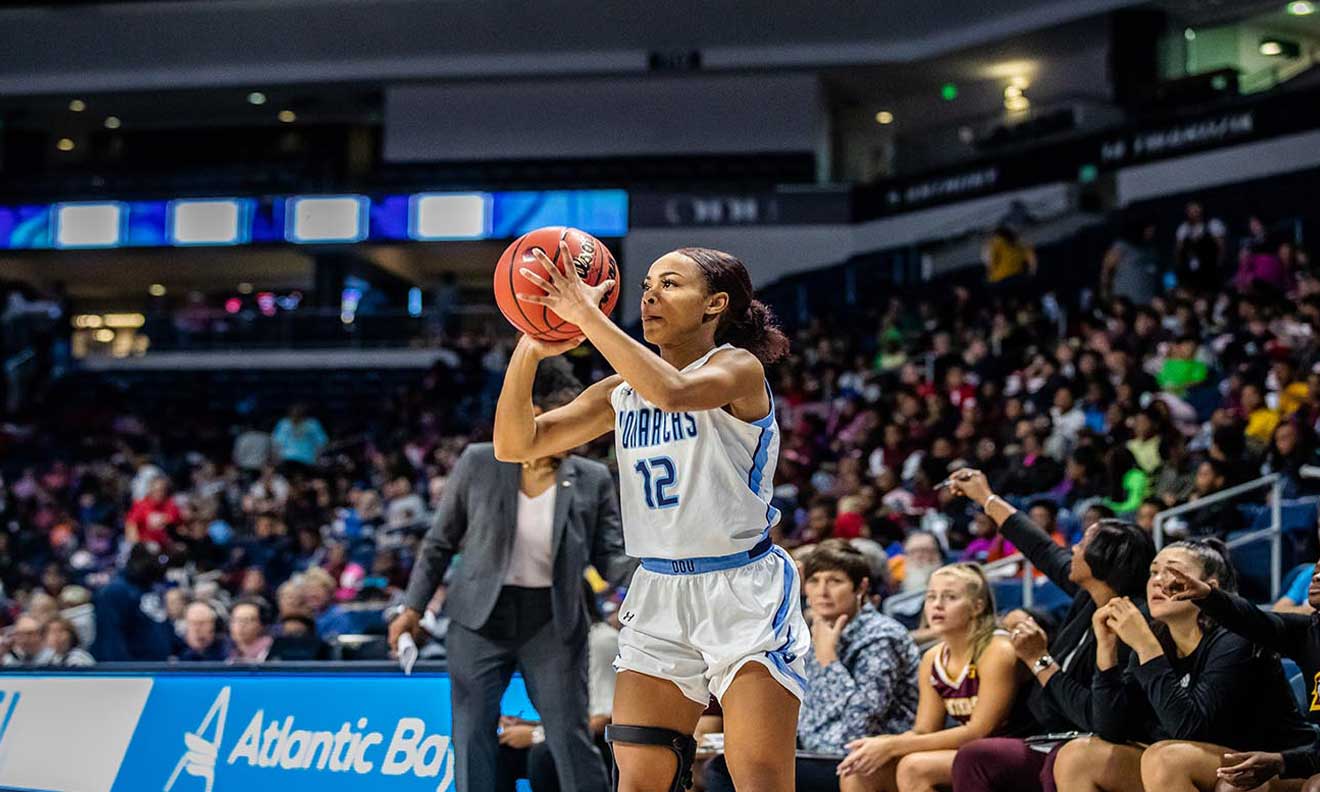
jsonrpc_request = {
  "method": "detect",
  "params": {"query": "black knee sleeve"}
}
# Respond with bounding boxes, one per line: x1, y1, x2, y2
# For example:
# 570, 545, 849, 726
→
604, 724, 697, 791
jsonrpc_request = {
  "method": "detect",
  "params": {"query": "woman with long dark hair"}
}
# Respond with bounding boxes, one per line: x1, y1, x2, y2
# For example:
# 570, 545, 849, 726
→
1050, 539, 1314, 791
493, 245, 806, 792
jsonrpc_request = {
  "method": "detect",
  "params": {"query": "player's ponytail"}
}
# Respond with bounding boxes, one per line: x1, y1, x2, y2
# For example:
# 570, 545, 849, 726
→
676, 247, 790, 364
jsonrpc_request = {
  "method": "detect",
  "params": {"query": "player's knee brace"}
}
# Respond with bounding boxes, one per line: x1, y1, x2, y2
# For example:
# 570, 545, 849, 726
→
604, 724, 697, 791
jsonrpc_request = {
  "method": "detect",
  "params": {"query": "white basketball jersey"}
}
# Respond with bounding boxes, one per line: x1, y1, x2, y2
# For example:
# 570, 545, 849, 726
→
609, 344, 781, 559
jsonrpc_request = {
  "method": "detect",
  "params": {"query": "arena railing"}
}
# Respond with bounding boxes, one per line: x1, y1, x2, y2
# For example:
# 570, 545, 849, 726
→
882, 552, 1036, 619
1152, 473, 1284, 600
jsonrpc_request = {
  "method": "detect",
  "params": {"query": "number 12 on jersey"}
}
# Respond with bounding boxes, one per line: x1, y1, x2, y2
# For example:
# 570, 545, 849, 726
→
633, 456, 679, 509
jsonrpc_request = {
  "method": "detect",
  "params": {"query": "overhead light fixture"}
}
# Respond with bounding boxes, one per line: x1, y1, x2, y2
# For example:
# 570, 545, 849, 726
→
93, 329, 115, 343
1259, 37, 1300, 57
56, 137, 75, 152
277, 109, 296, 123
247, 91, 267, 105
104, 116, 121, 130
149, 284, 166, 297
1185, 28, 1196, 41
1009, 76, 1030, 90
875, 110, 894, 125
1288, 1, 1315, 16
1004, 85, 1023, 98
68, 99, 86, 112
1005, 95, 1031, 112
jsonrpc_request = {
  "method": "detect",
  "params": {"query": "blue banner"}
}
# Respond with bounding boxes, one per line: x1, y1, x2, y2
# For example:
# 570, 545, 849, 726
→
0, 670, 536, 792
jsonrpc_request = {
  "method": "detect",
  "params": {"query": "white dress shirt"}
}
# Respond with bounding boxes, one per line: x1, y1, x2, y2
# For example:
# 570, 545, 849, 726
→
505, 486, 556, 587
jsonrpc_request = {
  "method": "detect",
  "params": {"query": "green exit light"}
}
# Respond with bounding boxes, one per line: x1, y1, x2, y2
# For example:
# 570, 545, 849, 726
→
941, 83, 959, 101
1078, 164, 1098, 183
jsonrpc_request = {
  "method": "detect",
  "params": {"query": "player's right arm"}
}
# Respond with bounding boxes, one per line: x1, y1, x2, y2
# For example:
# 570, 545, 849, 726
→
493, 335, 620, 463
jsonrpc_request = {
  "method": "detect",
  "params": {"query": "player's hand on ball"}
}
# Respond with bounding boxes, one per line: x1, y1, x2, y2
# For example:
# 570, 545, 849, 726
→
518, 241, 616, 327
516, 332, 585, 360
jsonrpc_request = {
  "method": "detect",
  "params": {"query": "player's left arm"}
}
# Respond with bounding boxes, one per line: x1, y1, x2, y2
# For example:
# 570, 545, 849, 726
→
578, 312, 767, 418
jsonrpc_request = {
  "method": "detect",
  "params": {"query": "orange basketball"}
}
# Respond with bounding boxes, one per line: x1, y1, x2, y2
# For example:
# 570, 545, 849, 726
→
493, 226, 619, 341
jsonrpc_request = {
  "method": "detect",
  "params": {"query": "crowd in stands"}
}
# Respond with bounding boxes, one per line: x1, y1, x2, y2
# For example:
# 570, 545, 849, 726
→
3, 195, 1320, 790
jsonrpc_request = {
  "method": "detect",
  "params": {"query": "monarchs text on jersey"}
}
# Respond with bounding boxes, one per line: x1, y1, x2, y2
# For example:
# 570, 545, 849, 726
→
609, 344, 781, 559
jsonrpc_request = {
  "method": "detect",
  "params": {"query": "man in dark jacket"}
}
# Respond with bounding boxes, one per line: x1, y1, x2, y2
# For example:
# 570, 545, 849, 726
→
89, 543, 174, 661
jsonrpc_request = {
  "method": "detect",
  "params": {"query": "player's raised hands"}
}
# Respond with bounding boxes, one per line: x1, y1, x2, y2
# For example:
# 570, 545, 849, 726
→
518, 241, 616, 327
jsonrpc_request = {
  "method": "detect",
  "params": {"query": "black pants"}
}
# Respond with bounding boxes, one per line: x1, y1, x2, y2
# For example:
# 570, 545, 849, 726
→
703, 753, 841, 792
448, 586, 610, 792
497, 733, 614, 792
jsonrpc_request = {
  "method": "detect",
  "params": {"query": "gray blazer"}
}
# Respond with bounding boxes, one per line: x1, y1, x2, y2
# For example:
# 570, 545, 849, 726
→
404, 443, 635, 638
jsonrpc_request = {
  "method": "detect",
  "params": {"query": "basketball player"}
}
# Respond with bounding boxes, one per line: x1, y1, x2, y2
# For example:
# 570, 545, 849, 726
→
494, 244, 809, 792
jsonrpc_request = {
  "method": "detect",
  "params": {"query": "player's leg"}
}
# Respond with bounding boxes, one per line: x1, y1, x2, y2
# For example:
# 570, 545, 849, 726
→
894, 750, 958, 792
610, 670, 707, 792
1051, 735, 1145, 792
720, 662, 801, 792
1142, 741, 1247, 792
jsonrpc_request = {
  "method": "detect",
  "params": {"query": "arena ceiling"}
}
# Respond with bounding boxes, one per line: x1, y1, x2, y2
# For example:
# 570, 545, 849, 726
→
0, 0, 1138, 96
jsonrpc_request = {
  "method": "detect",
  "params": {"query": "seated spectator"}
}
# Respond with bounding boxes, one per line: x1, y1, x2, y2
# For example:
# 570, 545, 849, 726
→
893, 531, 944, 597
385, 475, 426, 530
1125, 407, 1166, 475
1242, 381, 1282, 446
961, 513, 1016, 564
124, 475, 181, 548
43, 615, 93, 666
178, 600, 228, 662
1051, 539, 1314, 792
708, 540, 921, 791
272, 403, 328, 471
1026, 501, 1067, 547
2, 615, 49, 666
1262, 420, 1317, 498
1135, 497, 1164, 535
238, 567, 268, 600
243, 465, 290, 514
948, 469, 1154, 792
835, 563, 1020, 791
1178, 460, 1239, 539
1100, 448, 1149, 516
228, 597, 273, 663
267, 612, 331, 661
1164, 562, 1320, 785
1235, 238, 1290, 295
1048, 385, 1086, 456
1048, 447, 1105, 509
1156, 336, 1209, 396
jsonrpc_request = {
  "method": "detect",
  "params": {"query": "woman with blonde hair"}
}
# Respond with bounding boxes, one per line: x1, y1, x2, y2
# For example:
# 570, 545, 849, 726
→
837, 562, 1020, 792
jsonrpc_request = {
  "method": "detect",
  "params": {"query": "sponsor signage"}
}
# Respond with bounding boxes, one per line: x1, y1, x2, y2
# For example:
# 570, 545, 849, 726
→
0, 670, 535, 792
629, 190, 851, 228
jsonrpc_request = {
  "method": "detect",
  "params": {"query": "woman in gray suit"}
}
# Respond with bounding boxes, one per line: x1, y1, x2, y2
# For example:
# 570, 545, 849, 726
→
391, 358, 634, 792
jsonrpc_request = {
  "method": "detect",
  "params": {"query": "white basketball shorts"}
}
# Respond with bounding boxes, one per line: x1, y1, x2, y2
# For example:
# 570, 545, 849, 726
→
613, 540, 810, 706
